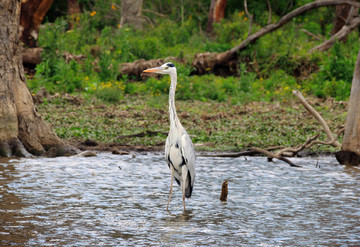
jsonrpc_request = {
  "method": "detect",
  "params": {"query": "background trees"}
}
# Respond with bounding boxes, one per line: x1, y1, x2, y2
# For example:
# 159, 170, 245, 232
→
7, 0, 360, 162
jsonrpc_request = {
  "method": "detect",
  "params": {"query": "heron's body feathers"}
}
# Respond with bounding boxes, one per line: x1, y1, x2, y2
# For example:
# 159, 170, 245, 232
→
165, 128, 195, 198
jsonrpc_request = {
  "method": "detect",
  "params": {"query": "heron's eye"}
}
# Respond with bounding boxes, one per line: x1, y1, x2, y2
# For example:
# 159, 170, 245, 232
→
165, 66, 169, 70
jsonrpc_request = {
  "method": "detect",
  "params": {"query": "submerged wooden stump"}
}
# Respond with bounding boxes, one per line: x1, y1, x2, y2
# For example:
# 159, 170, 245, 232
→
220, 180, 228, 202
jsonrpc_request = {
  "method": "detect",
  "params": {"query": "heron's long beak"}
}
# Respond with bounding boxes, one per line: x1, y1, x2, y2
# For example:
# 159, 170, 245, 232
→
143, 67, 162, 73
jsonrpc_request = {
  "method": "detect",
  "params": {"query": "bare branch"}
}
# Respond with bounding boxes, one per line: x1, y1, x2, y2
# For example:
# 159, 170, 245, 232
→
251, 147, 301, 167
275, 134, 320, 157
244, 0, 254, 36
310, 16, 360, 52
199, 146, 286, 157
266, 0, 272, 24
300, 28, 323, 41
293, 90, 341, 147
142, 8, 168, 18
220, 180, 228, 201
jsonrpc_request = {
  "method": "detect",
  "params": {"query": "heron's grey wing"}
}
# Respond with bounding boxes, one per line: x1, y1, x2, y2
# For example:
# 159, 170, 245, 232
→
181, 132, 196, 186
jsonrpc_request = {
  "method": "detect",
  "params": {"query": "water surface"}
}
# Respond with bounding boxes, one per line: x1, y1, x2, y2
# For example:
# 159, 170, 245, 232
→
0, 153, 359, 246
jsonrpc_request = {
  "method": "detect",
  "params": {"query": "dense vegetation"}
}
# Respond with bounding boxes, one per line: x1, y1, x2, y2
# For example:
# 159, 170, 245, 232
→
28, 0, 359, 102
26, 0, 358, 150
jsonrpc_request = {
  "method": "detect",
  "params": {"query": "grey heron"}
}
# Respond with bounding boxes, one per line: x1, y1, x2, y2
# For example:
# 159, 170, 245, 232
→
143, 62, 196, 211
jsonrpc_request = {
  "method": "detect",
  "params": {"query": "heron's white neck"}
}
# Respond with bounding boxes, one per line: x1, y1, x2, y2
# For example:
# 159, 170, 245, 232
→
169, 72, 181, 130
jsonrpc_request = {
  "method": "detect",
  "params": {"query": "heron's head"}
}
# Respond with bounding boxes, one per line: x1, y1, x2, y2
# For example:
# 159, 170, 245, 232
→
143, 62, 176, 75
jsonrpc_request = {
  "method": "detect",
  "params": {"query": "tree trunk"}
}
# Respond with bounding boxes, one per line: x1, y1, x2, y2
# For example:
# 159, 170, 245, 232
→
206, 0, 227, 34
332, 4, 353, 35
67, 0, 81, 30
0, 0, 76, 157
335, 48, 360, 166
20, 0, 54, 47
120, 0, 145, 29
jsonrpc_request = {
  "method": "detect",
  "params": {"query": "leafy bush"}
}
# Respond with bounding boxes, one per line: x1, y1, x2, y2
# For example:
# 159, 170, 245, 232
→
95, 81, 125, 102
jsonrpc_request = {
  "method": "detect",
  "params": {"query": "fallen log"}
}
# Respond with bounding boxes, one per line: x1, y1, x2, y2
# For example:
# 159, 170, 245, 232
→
22, 47, 43, 65
121, 57, 180, 79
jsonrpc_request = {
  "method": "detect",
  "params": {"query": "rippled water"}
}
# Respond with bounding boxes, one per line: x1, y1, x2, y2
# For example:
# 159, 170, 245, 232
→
1, 153, 360, 246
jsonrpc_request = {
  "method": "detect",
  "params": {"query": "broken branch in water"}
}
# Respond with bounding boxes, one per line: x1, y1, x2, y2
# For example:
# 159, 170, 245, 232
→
251, 147, 301, 167
220, 180, 228, 202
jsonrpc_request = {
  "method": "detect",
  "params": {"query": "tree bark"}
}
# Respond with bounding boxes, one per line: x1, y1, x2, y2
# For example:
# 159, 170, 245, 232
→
67, 0, 81, 30
120, 0, 145, 29
335, 48, 360, 166
331, 4, 355, 35
192, 0, 360, 75
0, 0, 76, 157
20, 0, 54, 47
206, 0, 227, 34
22, 47, 43, 65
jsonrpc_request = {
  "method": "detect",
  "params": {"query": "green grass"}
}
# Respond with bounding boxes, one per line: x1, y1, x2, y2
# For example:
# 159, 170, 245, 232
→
37, 93, 347, 152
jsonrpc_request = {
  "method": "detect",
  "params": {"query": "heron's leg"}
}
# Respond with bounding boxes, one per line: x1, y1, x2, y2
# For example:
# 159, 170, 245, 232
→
167, 166, 175, 211
181, 166, 187, 211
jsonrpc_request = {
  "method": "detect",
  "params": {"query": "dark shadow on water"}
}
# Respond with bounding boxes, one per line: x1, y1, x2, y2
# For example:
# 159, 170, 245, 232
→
0, 161, 35, 246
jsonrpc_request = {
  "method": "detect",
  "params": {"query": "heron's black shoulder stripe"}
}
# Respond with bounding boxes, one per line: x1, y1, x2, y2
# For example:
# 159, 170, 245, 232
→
180, 155, 186, 167
166, 63, 175, 67
167, 154, 180, 173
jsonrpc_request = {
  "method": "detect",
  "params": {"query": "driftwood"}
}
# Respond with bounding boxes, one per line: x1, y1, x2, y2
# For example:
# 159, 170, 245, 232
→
192, 0, 360, 75
253, 91, 342, 166
219, 180, 228, 202
292, 90, 341, 147
201, 91, 342, 167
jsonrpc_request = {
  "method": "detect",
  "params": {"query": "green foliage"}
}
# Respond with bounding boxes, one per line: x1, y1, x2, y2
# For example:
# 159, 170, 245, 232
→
319, 41, 355, 83
95, 81, 125, 102
27, 1, 359, 103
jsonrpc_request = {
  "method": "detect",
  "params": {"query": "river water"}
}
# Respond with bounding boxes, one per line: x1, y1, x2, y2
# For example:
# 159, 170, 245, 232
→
0, 153, 359, 246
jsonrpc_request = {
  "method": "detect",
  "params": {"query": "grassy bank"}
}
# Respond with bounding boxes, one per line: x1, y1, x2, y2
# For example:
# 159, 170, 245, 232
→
37, 93, 347, 153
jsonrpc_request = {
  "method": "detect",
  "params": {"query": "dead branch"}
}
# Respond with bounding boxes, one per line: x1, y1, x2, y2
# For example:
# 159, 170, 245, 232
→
275, 134, 320, 157
121, 57, 180, 79
251, 147, 301, 167
199, 146, 285, 158
220, 180, 228, 201
22, 47, 43, 65
266, 0, 272, 24
142, 9, 168, 18
300, 28, 323, 41
310, 16, 360, 52
293, 90, 341, 147
244, 0, 254, 36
